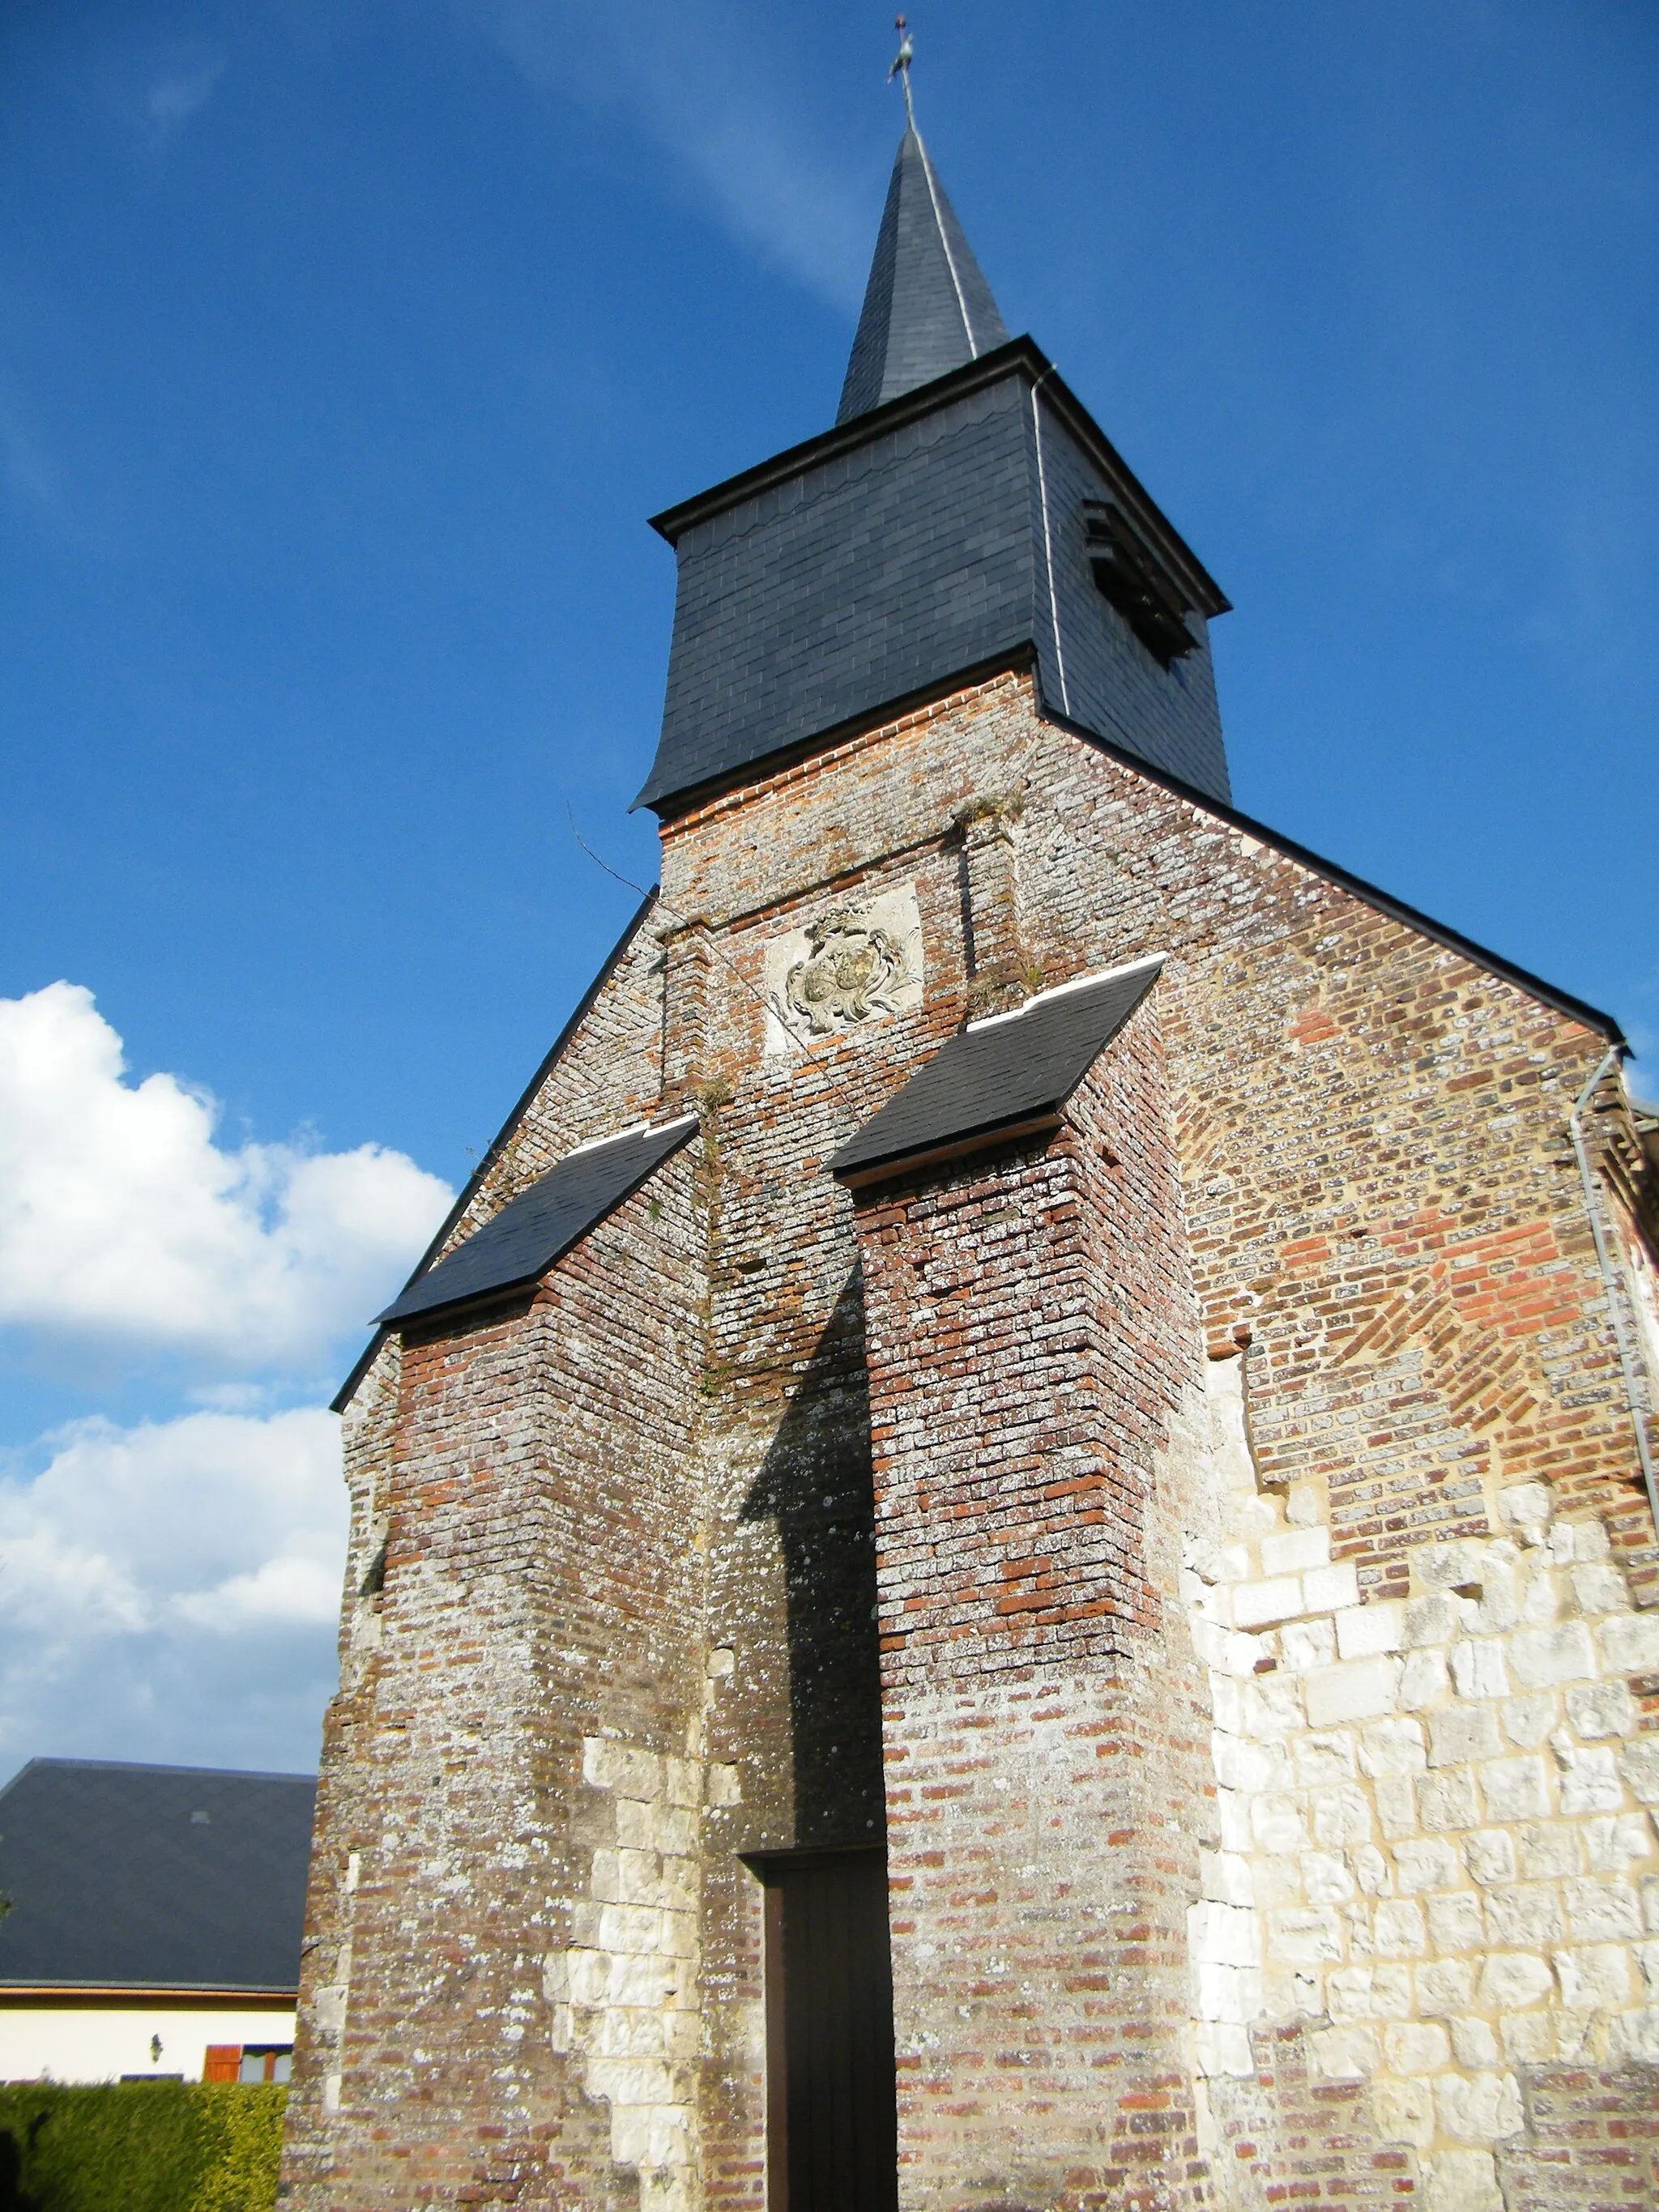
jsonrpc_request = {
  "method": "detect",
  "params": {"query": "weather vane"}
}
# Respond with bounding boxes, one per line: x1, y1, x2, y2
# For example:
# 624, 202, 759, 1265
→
889, 15, 916, 128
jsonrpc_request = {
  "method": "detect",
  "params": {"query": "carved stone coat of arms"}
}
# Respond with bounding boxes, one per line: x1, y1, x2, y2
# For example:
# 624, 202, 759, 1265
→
783, 909, 912, 1037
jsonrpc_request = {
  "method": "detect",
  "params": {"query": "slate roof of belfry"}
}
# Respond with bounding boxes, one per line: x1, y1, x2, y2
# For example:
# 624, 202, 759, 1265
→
830, 959, 1162, 1185
0, 1758, 314, 1994
377, 1115, 700, 1326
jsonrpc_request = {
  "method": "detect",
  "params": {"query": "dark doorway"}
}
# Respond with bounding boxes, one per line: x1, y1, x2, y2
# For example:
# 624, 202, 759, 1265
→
757, 1848, 898, 2212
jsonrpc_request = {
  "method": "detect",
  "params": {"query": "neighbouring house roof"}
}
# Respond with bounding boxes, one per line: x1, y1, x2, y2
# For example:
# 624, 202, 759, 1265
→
376, 1115, 700, 1328
0, 1759, 314, 1997
831, 958, 1162, 1187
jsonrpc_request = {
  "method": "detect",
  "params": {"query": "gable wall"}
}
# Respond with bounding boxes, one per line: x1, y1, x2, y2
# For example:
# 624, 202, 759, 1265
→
291, 662, 1656, 2210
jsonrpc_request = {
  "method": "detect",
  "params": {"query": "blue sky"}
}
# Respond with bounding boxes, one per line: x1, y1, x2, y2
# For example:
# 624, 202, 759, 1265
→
1, 0, 1655, 1780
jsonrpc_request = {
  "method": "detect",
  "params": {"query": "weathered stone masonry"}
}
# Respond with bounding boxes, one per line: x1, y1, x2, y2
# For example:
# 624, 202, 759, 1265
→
282, 110, 1657, 2212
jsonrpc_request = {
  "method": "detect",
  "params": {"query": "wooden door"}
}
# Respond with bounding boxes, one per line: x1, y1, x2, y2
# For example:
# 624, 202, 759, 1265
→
760, 1848, 898, 2212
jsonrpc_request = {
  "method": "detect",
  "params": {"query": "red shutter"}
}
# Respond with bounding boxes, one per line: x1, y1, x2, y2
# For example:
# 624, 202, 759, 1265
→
203, 2044, 241, 2083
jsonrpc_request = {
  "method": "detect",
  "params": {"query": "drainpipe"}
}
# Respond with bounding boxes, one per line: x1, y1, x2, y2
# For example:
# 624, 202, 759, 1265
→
1568, 1046, 1659, 1541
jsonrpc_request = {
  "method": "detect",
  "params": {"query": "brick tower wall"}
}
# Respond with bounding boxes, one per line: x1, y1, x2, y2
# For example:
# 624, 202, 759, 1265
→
854, 1012, 1214, 2212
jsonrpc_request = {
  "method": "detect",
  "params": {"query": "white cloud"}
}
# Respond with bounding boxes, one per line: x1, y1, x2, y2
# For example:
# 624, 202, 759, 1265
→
476, 0, 873, 311
147, 53, 227, 130
0, 982, 452, 1375
0, 1407, 348, 1776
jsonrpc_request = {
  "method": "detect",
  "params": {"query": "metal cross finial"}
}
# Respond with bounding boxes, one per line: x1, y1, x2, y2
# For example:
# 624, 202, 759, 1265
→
889, 15, 915, 128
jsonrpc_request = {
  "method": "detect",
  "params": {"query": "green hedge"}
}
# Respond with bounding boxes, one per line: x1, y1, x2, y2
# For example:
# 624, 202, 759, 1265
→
0, 2082, 286, 2212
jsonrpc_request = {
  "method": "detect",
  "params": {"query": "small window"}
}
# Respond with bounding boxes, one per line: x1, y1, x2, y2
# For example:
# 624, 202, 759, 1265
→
1082, 501, 1197, 667
239, 2045, 293, 2084
203, 2043, 292, 2084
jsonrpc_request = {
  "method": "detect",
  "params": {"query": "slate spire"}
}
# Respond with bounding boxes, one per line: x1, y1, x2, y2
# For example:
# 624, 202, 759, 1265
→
835, 125, 1009, 424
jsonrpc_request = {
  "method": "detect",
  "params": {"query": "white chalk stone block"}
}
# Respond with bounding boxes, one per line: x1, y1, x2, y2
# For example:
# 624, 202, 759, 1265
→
1200, 1848, 1256, 1907
1336, 1601, 1405, 1660
1306, 2024, 1380, 2079
1555, 1737, 1623, 1817
1566, 1681, 1636, 1741
1279, 1617, 1337, 1672
1424, 2150, 1503, 2212
1429, 1701, 1503, 1767
1404, 1594, 1461, 1647
1427, 1892, 1485, 1953
1189, 1899, 1261, 1967
1584, 1814, 1652, 1873
1622, 1738, 1659, 1807
1553, 1942, 1631, 2010
1260, 1526, 1329, 1576
1599, 1613, 1659, 1677
1194, 2020, 1254, 2077
1293, 1731, 1358, 1788
1480, 1755, 1550, 1823
1352, 1843, 1391, 1895
1499, 1483, 1553, 1530
1195, 1961, 1264, 2023
664, 1758, 700, 1809
1484, 1884, 1565, 1946
1193, 1617, 1262, 1677
1305, 1657, 1400, 1727
1510, 1622, 1597, 1689
1303, 1562, 1360, 1613
1250, 1793, 1308, 1852
1572, 1564, 1631, 1617
1372, 2077, 1435, 2149
1373, 1899, 1428, 1956
584, 1739, 664, 1799
1563, 1878, 1644, 1943
1476, 1950, 1553, 2008
1212, 1731, 1282, 1792
1449, 1639, 1508, 1698
1516, 1822, 1581, 1880
1463, 1831, 1517, 1887
1416, 1540, 1490, 1591
1301, 1851, 1354, 1906
1451, 2016, 1499, 2069
1230, 1576, 1303, 1629
1434, 2072, 1523, 2145
1393, 1837, 1461, 1894
1383, 2019, 1451, 2073
1419, 1768, 1480, 1832
1268, 1907, 1343, 1963
1313, 1786, 1375, 1849
599, 1905, 666, 1956
1415, 1956, 1473, 2014
1502, 1691, 1557, 1749
1398, 1648, 1451, 1710
586, 2056, 676, 2108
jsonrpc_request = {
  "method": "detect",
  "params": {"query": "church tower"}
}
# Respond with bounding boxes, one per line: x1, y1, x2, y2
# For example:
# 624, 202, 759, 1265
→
637, 120, 1231, 823
281, 72, 1657, 2212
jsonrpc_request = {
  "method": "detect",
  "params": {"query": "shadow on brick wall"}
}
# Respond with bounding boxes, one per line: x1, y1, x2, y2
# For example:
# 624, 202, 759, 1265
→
743, 1273, 886, 1850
